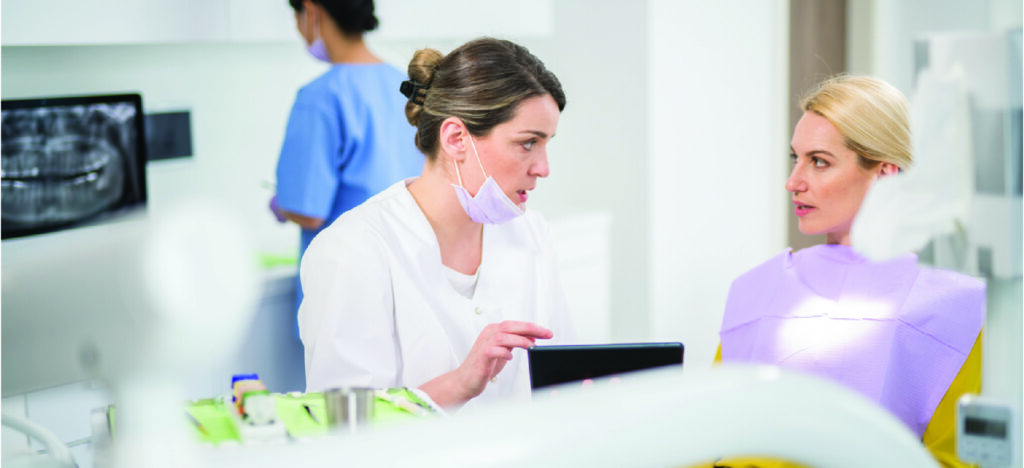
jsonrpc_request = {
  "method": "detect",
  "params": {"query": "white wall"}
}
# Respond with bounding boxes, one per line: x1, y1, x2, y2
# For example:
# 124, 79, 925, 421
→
647, 0, 791, 368
524, 0, 651, 342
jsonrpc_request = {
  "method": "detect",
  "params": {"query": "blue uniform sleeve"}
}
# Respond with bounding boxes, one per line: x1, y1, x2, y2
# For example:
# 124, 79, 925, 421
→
275, 89, 343, 220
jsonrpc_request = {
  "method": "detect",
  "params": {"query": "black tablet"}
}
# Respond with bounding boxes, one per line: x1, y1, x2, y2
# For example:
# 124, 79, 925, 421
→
528, 342, 684, 390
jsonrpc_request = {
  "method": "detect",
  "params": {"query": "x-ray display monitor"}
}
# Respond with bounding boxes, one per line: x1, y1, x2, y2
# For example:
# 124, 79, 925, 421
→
1, 94, 147, 240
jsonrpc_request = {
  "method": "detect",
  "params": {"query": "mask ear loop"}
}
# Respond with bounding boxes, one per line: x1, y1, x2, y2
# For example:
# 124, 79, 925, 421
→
466, 136, 489, 178
453, 134, 488, 187
452, 160, 465, 187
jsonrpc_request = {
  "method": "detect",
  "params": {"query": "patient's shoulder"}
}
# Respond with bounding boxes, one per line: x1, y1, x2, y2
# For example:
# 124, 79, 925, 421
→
730, 248, 792, 289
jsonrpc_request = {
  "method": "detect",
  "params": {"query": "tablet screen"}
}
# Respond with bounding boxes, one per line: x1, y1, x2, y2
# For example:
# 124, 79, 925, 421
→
528, 342, 684, 390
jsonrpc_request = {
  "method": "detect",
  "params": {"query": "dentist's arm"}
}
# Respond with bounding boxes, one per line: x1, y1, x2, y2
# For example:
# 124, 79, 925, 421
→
269, 195, 324, 230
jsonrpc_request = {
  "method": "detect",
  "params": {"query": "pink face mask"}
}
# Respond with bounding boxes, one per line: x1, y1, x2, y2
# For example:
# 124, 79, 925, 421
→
307, 39, 329, 62
451, 136, 524, 224
303, 9, 330, 63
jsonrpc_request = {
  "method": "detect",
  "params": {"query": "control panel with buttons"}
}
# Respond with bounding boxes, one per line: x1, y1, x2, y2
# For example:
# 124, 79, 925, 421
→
957, 394, 1020, 467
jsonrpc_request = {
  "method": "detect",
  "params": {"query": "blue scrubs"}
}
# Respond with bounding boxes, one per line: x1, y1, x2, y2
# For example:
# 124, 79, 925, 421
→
276, 63, 423, 306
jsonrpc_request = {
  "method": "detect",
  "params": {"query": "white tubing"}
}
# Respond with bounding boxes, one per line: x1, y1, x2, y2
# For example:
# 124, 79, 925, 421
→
1, 412, 75, 466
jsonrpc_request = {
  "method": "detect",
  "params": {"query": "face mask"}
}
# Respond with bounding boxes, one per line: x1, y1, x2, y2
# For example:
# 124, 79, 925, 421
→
451, 136, 524, 224
303, 9, 330, 63
307, 39, 329, 62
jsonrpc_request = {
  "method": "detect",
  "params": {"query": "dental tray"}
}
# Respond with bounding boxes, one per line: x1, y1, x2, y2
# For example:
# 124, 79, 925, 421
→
97, 388, 439, 445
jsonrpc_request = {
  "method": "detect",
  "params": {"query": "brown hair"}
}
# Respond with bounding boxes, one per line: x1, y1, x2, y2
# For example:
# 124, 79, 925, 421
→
404, 38, 566, 160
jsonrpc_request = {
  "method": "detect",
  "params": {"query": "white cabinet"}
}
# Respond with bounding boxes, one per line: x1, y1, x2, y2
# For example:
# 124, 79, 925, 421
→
374, 0, 553, 40
1, 0, 295, 46
225, 0, 299, 43
1, 0, 552, 47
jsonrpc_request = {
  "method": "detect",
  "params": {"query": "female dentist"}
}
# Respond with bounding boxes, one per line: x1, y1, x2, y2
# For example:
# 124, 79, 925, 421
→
716, 75, 984, 467
272, 0, 423, 280
298, 38, 575, 410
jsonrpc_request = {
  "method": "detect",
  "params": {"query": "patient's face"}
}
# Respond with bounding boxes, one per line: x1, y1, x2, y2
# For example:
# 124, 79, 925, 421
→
785, 111, 882, 245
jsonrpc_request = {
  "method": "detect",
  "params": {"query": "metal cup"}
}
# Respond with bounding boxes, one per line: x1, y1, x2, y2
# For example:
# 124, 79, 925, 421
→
323, 387, 375, 433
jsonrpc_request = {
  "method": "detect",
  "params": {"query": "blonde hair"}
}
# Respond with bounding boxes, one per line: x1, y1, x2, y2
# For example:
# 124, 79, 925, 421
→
800, 75, 912, 170
403, 38, 566, 160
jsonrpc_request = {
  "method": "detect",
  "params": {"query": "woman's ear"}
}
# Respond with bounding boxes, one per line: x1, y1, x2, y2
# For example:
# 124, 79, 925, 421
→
439, 117, 468, 163
879, 162, 900, 177
303, 0, 318, 23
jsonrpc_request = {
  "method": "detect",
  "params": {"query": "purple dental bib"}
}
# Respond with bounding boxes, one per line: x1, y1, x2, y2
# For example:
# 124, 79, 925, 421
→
720, 244, 985, 437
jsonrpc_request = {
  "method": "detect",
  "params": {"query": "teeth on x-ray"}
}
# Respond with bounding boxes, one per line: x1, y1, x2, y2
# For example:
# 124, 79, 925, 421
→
1, 104, 131, 226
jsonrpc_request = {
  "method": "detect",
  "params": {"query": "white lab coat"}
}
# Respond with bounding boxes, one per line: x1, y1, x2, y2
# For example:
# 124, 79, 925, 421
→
298, 179, 575, 408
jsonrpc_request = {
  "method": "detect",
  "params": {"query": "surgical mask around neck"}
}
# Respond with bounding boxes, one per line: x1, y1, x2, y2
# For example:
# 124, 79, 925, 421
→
451, 136, 524, 224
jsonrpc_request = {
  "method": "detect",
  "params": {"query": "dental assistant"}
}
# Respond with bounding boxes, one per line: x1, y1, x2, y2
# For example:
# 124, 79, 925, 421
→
716, 75, 984, 467
298, 38, 575, 410
272, 0, 423, 304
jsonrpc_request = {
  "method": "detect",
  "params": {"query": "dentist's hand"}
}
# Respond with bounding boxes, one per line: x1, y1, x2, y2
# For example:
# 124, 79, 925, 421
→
419, 320, 553, 409
460, 321, 553, 395
269, 195, 287, 223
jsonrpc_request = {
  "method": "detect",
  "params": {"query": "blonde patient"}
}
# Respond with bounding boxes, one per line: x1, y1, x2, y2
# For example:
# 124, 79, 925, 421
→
708, 75, 984, 468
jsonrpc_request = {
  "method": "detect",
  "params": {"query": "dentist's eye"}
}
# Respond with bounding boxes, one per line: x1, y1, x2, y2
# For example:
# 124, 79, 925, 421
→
812, 157, 829, 168
522, 140, 536, 151
789, 153, 797, 164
